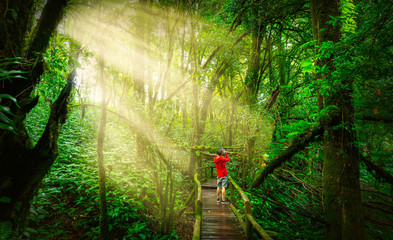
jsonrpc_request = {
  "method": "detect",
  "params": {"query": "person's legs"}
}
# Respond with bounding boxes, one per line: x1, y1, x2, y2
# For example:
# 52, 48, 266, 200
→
221, 176, 230, 204
217, 177, 222, 202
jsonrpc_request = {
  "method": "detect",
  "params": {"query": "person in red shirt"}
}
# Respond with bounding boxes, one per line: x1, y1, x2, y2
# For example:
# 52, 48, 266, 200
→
214, 148, 230, 204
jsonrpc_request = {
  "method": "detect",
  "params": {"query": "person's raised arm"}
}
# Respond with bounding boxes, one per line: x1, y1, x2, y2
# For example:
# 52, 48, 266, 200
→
223, 151, 230, 162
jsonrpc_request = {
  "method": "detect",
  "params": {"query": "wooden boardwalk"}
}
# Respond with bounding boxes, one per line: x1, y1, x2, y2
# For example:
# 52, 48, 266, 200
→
201, 179, 245, 240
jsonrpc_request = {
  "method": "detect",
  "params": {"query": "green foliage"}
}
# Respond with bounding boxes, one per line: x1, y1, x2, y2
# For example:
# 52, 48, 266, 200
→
0, 221, 12, 240
24, 101, 51, 145
300, 59, 315, 74
36, 35, 72, 102
23, 108, 148, 239
0, 94, 19, 133
24, 34, 75, 145
0, 57, 25, 133
0, 57, 28, 82
13, 0, 393, 239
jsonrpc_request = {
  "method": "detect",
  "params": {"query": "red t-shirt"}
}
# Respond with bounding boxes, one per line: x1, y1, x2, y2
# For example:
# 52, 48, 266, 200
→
214, 152, 230, 177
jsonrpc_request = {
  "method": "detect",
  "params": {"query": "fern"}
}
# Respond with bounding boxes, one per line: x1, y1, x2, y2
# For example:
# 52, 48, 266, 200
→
0, 221, 12, 240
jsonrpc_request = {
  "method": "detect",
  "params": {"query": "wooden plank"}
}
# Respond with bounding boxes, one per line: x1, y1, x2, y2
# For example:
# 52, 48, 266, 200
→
201, 236, 244, 240
230, 204, 246, 233
201, 178, 217, 189
201, 187, 245, 240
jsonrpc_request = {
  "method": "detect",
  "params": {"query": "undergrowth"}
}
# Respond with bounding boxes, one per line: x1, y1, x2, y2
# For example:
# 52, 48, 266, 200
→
23, 107, 186, 239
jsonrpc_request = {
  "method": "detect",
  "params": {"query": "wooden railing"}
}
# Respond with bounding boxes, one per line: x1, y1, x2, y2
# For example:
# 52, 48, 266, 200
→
192, 173, 202, 240
228, 176, 273, 240
196, 165, 215, 181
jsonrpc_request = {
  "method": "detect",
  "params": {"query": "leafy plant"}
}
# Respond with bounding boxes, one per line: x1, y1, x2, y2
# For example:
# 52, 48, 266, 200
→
0, 94, 20, 133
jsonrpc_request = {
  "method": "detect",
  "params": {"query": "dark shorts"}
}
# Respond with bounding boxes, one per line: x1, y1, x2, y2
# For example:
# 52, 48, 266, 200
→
217, 176, 228, 188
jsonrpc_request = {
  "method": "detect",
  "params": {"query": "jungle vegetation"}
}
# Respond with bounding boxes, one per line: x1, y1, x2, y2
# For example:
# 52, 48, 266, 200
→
1, 0, 392, 239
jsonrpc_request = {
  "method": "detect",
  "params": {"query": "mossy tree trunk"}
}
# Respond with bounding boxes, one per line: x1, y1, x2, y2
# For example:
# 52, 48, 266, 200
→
310, 0, 365, 239
245, 1, 263, 107
0, 0, 69, 235
188, 4, 200, 175
97, 55, 109, 240
0, 0, 35, 57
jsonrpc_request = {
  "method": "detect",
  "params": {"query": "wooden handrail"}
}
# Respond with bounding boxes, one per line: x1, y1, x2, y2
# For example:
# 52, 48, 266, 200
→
228, 176, 273, 240
192, 173, 202, 240
196, 165, 215, 180
247, 213, 274, 240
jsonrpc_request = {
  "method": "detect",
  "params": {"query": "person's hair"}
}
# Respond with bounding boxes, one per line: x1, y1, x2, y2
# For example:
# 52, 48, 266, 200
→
217, 148, 224, 156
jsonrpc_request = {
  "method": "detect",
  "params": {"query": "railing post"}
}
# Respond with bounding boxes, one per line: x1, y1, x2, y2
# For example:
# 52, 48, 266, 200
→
192, 173, 203, 240
229, 180, 235, 208
228, 176, 273, 240
245, 200, 252, 239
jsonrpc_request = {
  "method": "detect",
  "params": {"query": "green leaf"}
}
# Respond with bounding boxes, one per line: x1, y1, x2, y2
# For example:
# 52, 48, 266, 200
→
0, 69, 27, 76
0, 112, 13, 125
0, 106, 13, 115
0, 221, 12, 240
295, 154, 308, 161
0, 94, 19, 107
0, 197, 11, 203
300, 59, 315, 73
0, 75, 28, 82
195, 151, 201, 157
0, 123, 15, 132
0, 61, 24, 67
287, 132, 300, 138
299, 40, 316, 49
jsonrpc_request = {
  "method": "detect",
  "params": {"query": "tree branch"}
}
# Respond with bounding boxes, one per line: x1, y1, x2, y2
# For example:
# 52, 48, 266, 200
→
201, 45, 223, 70
361, 154, 393, 185
245, 190, 326, 224
165, 79, 191, 102
27, 0, 68, 58
356, 115, 393, 123
34, 70, 75, 156
263, 86, 281, 110
250, 121, 325, 189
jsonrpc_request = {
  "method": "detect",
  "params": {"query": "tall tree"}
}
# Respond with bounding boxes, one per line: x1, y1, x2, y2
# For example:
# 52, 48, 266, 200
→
134, 0, 148, 162
188, 2, 200, 175
96, 54, 109, 240
245, 0, 264, 106
96, 1, 109, 238
310, 0, 365, 239
0, 0, 71, 234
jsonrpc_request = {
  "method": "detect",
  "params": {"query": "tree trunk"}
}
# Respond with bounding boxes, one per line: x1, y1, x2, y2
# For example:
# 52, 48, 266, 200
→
0, 0, 35, 57
245, 2, 263, 106
180, 17, 187, 129
97, 55, 109, 240
228, 99, 237, 146
199, 60, 230, 135
310, 0, 365, 239
310, 0, 325, 111
188, 7, 200, 175
0, 0, 69, 235
27, 0, 68, 59
135, 0, 147, 162
0, 73, 74, 235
